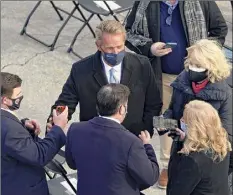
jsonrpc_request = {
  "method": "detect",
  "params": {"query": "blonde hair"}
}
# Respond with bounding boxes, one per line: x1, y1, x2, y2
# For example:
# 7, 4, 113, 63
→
180, 100, 232, 162
95, 20, 126, 41
184, 39, 231, 83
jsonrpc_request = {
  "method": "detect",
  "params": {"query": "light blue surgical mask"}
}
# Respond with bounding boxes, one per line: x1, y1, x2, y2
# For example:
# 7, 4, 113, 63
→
180, 120, 187, 133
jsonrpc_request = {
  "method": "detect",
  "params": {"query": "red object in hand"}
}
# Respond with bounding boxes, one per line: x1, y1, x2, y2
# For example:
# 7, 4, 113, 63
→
56, 106, 66, 115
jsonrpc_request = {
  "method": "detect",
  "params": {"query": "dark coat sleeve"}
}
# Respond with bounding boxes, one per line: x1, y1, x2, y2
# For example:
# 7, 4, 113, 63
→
201, 1, 228, 46
167, 155, 201, 195
49, 63, 79, 121
4, 124, 66, 167
219, 93, 233, 142
65, 124, 77, 170
163, 89, 175, 119
143, 57, 163, 135
125, 1, 154, 57
127, 141, 160, 189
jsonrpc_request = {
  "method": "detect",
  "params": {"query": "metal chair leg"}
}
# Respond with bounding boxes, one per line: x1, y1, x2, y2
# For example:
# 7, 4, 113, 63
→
20, 1, 42, 35
67, 13, 95, 54
73, 1, 96, 38
20, 1, 76, 50
50, 5, 77, 51
97, 14, 104, 21
50, 1, 64, 21
45, 170, 54, 179
62, 173, 77, 193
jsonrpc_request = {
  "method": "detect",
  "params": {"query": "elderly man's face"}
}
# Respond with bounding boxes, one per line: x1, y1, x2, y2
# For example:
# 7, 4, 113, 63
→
96, 32, 125, 54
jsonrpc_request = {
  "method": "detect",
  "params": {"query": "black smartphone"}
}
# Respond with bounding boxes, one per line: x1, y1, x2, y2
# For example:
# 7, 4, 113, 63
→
164, 42, 177, 49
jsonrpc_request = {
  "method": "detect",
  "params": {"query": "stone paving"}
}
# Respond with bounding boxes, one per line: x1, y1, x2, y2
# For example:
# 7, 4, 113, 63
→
1, 1, 232, 194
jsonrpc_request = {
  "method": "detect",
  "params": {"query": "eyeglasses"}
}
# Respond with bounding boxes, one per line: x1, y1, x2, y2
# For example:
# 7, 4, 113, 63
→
166, 6, 173, 26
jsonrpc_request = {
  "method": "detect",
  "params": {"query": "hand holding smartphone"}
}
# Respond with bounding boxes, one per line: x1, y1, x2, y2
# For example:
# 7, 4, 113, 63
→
163, 42, 177, 49
56, 105, 66, 115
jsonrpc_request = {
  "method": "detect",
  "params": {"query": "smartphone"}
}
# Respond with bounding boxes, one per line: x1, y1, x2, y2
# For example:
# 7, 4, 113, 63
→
164, 42, 177, 49
56, 106, 66, 115
153, 116, 178, 129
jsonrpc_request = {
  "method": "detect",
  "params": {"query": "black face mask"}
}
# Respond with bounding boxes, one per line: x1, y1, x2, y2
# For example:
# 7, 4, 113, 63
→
8, 95, 24, 111
189, 70, 207, 83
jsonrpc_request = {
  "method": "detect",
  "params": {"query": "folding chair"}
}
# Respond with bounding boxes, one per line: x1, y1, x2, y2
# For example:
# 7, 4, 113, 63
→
45, 157, 77, 195
67, 0, 133, 58
20, 1, 96, 51
45, 149, 66, 179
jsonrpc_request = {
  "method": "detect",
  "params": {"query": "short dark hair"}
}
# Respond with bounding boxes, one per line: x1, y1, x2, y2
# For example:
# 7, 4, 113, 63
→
1, 72, 22, 97
96, 84, 130, 116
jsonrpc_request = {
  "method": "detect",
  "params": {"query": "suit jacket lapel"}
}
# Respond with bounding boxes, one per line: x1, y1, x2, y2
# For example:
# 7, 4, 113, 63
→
93, 51, 108, 87
120, 53, 132, 86
1, 109, 22, 124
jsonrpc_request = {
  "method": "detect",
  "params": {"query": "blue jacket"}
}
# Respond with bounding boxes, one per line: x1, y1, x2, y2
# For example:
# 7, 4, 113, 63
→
65, 117, 159, 195
1, 110, 66, 195
164, 70, 233, 141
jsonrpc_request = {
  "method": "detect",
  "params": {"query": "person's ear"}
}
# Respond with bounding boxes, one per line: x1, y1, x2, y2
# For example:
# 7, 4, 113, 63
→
96, 40, 102, 52
1, 96, 10, 105
119, 105, 124, 115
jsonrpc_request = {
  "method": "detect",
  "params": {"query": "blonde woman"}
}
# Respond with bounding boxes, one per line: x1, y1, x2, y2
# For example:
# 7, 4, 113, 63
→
167, 100, 232, 195
162, 38, 233, 172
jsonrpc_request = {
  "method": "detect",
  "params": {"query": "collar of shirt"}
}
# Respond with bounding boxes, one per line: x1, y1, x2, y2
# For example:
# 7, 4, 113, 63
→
100, 116, 121, 124
1, 107, 18, 118
101, 55, 122, 82
163, 0, 178, 10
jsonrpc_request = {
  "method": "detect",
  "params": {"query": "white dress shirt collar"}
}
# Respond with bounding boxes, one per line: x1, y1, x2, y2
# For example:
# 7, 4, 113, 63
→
1, 107, 18, 118
100, 116, 121, 124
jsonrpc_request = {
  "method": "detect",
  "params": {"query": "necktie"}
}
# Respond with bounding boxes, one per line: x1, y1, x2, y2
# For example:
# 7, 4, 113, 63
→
109, 68, 119, 83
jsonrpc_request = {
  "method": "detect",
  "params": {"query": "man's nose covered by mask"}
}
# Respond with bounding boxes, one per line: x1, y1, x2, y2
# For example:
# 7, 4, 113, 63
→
8, 96, 24, 111
102, 50, 125, 66
188, 66, 208, 82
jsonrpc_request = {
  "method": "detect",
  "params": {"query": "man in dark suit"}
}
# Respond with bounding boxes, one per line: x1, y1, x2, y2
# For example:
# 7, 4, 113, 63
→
1, 72, 68, 195
47, 20, 162, 137
65, 84, 160, 195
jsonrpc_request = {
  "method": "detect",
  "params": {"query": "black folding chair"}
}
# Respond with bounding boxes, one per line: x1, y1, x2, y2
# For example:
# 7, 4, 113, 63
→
67, 0, 133, 58
45, 156, 77, 195
20, 1, 97, 51
45, 149, 66, 179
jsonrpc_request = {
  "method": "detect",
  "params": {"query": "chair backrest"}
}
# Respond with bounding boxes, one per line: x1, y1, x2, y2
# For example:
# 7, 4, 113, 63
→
78, 0, 133, 16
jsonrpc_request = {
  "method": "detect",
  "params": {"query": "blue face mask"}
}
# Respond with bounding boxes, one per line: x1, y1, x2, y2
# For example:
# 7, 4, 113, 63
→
180, 120, 187, 133
102, 50, 125, 66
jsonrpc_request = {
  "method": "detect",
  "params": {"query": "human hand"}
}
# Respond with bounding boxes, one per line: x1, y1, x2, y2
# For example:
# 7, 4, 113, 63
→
168, 128, 186, 141
46, 117, 53, 133
52, 106, 68, 131
25, 119, 41, 136
139, 130, 151, 145
150, 42, 172, 57
153, 127, 169, 136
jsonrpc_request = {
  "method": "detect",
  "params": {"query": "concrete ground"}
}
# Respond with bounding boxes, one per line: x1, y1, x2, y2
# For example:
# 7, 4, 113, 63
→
1, 1, 232, 195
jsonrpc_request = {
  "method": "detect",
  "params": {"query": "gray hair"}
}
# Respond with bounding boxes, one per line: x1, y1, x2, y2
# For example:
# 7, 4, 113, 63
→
95, 20, 126, 41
